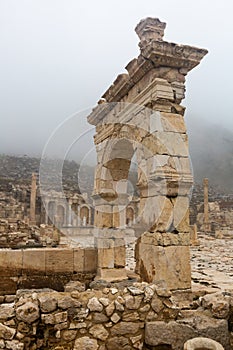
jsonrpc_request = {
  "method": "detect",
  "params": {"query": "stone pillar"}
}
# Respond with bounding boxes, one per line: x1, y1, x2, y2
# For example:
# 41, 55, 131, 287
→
203, 178, 210, 232
190, 224, 199, 245
95, 229, 127, 281
88, 17, 208, 287
29, 173, 37, 225
68, 200, 72, 226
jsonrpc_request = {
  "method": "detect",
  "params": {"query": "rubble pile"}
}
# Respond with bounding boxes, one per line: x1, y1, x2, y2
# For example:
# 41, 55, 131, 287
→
0, 220, 60, 248
0, 282, 231, 350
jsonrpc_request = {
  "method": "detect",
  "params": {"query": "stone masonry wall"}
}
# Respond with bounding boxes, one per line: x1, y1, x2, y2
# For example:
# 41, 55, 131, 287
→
0, 282, 232, 349
0, 248, 97, 295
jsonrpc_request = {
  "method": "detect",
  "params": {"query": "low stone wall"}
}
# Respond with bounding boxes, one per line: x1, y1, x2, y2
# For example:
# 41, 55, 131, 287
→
0, 248, 97, 294
0, 283, 231, 350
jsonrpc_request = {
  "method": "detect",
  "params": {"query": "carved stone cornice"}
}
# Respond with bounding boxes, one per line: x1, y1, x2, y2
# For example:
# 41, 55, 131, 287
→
87, 17, 208, 126
140, 40, 208, 71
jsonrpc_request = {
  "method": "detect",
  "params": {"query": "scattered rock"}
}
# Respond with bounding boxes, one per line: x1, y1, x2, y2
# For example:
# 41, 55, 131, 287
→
87, 297, 103, 312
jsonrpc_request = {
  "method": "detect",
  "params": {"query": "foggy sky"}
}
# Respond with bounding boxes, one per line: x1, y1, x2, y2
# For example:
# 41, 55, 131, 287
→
0, 0, 232, 160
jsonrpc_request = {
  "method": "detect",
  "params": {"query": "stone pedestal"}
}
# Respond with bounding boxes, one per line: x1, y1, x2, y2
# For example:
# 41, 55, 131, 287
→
135, 232, 191, 290
94, 229, 127, 282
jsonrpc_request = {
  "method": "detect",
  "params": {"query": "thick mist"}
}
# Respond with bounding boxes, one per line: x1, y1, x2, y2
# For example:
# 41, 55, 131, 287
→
0, 0, 232, 177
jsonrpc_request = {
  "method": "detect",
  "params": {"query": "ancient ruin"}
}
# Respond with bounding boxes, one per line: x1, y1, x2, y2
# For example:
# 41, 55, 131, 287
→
88, 17, 207, 288
1, 17, 233, 350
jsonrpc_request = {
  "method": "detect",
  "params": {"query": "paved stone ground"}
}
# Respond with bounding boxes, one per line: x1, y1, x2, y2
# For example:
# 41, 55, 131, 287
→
126, 234, 233, 292
191, 234, 233, 292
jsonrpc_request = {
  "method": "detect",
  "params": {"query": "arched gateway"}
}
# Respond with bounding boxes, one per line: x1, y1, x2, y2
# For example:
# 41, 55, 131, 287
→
88, 18, 208, 288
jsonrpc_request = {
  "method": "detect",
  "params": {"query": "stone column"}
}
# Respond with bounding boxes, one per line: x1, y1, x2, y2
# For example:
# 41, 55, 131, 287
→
67, 200, 72, 226
44, 200, 49, 225
29, 173, 37, 225
203, 178, 210, 232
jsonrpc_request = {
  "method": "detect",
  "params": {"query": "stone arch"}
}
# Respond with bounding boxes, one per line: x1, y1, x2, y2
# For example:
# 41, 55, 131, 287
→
93, 137, 135, 228
87, 17, 207, 286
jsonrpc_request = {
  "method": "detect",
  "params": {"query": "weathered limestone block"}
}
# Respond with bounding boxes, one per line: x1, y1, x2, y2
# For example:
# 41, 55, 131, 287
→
5, 340, 24, 350
138, 232, 190, 246
84, 248, 97, 273
0, 303, 15, 320
62, 329, 77, 341
41, 311, 67, 324
136, 242, 191, 289
38, 295, 57, 313
171, 81, 186, 102
87, 297, 103, 312
150, 111, 186, 134
201, 292, 230, 319
73, 336, 98, 350
139, 196, 173, 232
45, 249, 74, 274
0, 250, 22, 276
96, 238, 115, 269
106, 336, 132, 350
151, 78, 174, 100
125, 295, 143, 310
58, 295, 81, 309
0, 323, 15, 340
16, 302, 39, 324
95, 229, 127, 282
89, 324, 109, 341
145, 321, 197, 348
172, 196, 190, 233
146, 316, 230, 350
22, 249, 46, 275
111, 321, 141, 335
73, 249, 84, 272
